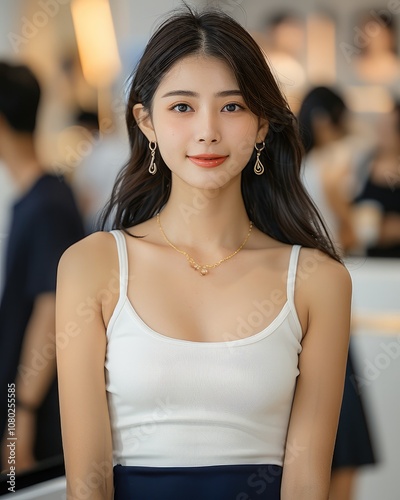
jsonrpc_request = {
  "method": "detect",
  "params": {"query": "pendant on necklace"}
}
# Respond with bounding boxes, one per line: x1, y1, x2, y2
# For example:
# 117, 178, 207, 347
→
190, 261, 209, 276
157, 213, 253, 278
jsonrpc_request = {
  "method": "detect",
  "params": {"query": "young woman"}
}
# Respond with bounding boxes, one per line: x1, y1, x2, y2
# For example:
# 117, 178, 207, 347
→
298, 86, 377, 500
298, 86, 357, 253
56, 8, 351, 500
354, 100, 400, 257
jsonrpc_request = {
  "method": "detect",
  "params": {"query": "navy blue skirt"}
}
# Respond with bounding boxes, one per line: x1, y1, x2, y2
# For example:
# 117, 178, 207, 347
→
332, 347, 377, 469
113, 463, 282, 499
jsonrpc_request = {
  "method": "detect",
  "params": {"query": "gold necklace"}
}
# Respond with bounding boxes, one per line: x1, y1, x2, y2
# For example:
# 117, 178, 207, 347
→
156, 213, 253, 276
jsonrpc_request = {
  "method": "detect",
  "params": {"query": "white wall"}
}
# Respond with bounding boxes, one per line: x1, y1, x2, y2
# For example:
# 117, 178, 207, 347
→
0, 0, 24, 58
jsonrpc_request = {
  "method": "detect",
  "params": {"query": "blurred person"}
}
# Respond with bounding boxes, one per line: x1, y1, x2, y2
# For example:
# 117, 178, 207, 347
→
264, 11, 305, 60
353, 101, 400, 257
56, 9, 351, 500
256, 11, 307, 113
299, 86, 357, 253
71, 110, 129, 234
0, 62, 85, 473
353, 11, 400, 84
0, 165, 16, 298
298, 86, 377, 500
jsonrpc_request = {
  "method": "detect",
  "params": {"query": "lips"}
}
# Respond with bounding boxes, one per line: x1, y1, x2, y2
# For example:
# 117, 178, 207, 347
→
187, 154, 228, 168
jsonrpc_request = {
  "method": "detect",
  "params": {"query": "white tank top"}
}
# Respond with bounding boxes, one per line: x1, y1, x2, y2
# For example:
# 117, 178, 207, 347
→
105, 230, 303, 467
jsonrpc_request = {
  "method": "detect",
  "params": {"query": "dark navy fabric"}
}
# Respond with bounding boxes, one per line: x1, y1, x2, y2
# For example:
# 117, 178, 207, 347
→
354, 162, 400, 258
0, 173, 84, 468
332, 345, 377, 468
113, 463, 282, 500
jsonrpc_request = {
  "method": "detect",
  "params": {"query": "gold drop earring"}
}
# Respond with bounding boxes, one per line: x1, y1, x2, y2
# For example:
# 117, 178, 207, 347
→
148, 141, 157, 175
254, 141, 265, 175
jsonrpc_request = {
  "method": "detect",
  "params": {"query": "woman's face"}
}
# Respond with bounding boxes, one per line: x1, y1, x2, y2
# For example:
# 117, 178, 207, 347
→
135, 54, 268, 191
362, 20, 395, 53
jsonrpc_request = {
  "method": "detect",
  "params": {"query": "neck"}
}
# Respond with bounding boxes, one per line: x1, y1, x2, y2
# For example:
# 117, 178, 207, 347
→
314, 130, 342, 149
158, 174, 251, 256
0, 132, 44, 194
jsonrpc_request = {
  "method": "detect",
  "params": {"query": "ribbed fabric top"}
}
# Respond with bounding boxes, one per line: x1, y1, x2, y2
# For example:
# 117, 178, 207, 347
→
105, 230, 303, 467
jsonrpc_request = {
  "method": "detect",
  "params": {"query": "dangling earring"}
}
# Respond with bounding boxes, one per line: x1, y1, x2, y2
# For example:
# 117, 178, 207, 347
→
148, 141, 157, 175
254, 141, 265, 175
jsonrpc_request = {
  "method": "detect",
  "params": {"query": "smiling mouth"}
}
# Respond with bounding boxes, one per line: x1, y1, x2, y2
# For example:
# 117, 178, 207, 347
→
187, 155, 229, 168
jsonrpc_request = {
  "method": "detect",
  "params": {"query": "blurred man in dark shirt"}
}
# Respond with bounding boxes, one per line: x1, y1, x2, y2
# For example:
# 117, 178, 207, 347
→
0, 62, 84, 473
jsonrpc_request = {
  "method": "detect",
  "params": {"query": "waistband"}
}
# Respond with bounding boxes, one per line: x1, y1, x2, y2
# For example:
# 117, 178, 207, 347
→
113, 463, 282, 500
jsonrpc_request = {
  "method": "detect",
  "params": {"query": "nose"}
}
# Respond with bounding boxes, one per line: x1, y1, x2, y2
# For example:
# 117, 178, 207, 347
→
195, 109, 221, 144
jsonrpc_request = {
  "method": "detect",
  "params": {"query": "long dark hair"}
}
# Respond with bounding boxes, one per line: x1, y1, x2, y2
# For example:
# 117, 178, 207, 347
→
100, 7, 341, 262
298, 86, 347, 154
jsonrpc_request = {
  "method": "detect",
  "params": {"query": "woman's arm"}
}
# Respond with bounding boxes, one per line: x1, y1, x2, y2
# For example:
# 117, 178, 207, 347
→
13, 293, 56, 472
281, 251, 352, 500
322, 161, 357, 252
56, 233, 114, 500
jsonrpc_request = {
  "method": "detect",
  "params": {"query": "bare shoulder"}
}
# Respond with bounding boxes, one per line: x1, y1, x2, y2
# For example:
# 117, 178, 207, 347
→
291, 247, 352, 342
58, 231, 118, 287
297, 247, 352, 311
298, 247, 351, 286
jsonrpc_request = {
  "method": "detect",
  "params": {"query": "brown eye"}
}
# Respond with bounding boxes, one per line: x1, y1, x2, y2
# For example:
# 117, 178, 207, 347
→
223, 103, 243, 112
173, 103, 191, 112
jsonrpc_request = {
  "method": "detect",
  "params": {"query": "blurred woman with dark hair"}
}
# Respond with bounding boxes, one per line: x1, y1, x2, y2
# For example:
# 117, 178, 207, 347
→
354, 101, 400, 257
353, 11, 400, 84
298, 86, 357, 253
298, 86, 377, 500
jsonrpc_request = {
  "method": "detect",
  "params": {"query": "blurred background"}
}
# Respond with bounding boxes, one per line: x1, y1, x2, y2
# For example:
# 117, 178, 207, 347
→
0, 0, 399, 498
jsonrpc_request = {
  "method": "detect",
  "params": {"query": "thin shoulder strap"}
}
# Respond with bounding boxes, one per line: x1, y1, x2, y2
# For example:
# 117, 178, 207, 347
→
287, 245, 301, 306
109, 230, 129, 298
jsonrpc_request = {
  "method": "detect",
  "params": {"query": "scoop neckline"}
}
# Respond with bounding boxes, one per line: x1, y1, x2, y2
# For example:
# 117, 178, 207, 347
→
122, 296, 291, 347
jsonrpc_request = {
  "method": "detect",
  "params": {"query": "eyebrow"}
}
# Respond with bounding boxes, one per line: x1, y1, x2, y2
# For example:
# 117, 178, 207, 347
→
161, 90, 243, 98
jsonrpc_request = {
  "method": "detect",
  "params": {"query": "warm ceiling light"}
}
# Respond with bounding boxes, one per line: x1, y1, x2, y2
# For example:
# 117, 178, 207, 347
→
71, 0, 121, 88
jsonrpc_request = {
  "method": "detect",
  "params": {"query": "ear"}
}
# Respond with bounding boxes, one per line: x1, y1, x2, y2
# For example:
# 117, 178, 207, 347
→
132, 104, 157, 142
256, 118, 269, 143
